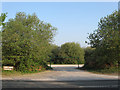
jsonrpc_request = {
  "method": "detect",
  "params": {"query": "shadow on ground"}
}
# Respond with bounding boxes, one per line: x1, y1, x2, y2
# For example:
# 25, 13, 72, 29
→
2, 79, 119, 88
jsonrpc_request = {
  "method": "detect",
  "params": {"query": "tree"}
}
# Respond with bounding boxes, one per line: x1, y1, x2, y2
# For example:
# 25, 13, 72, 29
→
0, 13, 7, 27
0, 13, 7, 65
56, 42, 84, 64
83, 47, 95, 69
49, 44, 60, 64
86, 11, 120, 69
2, 12, 57, 71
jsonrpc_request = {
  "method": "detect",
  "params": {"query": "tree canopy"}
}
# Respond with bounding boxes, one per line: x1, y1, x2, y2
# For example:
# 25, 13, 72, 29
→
0, 13, 7, 27
2, 12, 57, 71
51, 42, 84, 64
85, 11, 120, 69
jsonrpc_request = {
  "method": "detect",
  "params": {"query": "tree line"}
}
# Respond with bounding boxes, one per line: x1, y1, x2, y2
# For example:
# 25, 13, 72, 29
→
0, 10, 119, 72
84, 11, 120, 70
1, 12, 84, 72
50, 42, 84, 64
1, 12, 57, 72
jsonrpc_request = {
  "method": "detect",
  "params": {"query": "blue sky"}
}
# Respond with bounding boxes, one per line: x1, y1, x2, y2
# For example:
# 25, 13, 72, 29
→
2, 2, 118, 47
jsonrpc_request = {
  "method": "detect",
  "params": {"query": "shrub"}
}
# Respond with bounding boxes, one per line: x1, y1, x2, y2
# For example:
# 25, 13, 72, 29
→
2, 12, 57, 72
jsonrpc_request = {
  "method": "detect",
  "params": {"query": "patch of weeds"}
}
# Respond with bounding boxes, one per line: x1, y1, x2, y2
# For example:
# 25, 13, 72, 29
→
77, 67, 119, 75
2, 66, 53, 76
2, 70, 22, 76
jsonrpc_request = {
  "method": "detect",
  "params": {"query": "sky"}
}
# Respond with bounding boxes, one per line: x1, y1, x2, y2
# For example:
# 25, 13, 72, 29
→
2, 2, 118, 47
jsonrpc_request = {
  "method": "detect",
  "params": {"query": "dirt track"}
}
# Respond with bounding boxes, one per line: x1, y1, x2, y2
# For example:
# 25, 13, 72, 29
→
2, 64, 118, 81
2, 65, 119, 88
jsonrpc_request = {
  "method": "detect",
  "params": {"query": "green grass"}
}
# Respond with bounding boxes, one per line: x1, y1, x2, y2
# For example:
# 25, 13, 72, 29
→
2, 67, 50, 77
1, 65, 53, 77
2, 70, 22, 77
79, 67, 119, 75
2, 70, 46, 77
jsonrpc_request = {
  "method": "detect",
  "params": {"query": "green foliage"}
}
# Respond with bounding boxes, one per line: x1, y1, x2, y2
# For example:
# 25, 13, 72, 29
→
81, 66, 119, 75
83, 47, 95, 69
0, 13, 7, 64
85, 11, 120, 69
2, 70, 22, 76
49, 44, 60, 64
51, 42, 84, 64
2, 12, 57, 72
0, 13, 7, 27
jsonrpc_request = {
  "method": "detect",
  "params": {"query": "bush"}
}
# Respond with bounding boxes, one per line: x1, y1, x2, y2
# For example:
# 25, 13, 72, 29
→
83, 47, 95, 68
51, 42, 84, 64
85, 11, 120, 69
2, 12, 57, 72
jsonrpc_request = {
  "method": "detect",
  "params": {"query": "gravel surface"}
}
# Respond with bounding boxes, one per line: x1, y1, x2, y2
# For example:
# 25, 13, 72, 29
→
2, 65, 118, 81
2, 65, 119, 88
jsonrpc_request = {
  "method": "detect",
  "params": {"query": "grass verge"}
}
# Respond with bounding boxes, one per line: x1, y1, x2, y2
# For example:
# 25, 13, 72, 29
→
2, 66, 52, 77
78, 67, 119, 76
